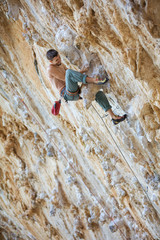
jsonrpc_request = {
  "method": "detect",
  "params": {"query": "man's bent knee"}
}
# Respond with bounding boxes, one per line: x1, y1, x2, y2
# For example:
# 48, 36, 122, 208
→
65, 69, 72, 79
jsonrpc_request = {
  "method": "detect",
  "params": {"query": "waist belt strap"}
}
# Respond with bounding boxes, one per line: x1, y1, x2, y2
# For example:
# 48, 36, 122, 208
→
66, 88, 80, 96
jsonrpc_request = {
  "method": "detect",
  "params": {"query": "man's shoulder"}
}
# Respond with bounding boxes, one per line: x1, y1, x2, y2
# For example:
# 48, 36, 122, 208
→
47, 64, 56, 74
47, 64, 54, 71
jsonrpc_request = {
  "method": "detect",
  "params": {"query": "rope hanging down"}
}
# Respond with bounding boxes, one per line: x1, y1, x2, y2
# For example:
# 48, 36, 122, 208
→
91, 103, 158, 215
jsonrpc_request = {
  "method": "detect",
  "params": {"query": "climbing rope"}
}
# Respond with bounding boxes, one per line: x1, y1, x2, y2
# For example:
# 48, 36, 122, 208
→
4, 77, 129, 240
91, 103, 159, 217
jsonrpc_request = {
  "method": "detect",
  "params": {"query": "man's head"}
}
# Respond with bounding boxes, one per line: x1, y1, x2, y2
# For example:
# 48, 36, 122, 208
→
46, 49, 61, 66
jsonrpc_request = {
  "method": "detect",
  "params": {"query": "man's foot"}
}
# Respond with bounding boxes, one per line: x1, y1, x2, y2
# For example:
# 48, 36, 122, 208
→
112, 114, 127, 125
96, 75, 109, 85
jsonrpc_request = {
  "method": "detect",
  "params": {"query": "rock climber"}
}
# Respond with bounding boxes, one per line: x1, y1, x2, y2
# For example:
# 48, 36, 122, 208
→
46, 49, 127, 124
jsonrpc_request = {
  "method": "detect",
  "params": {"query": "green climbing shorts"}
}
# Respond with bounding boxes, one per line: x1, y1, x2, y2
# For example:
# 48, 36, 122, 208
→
62, 69, 87, 101
95, 91, 112, 112
61, 69, 111, 112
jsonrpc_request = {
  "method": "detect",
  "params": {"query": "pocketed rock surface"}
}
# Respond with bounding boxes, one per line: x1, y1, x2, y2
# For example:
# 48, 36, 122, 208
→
0, 1, 160, 240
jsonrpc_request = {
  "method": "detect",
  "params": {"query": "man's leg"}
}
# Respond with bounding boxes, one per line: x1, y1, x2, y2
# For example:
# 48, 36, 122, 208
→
86, 76, 97, 83
95, 91, 127, 123
65, 69, 108, 89
64, 69, 109, 101
95, 91, 112, 112
64, 69, 87, 101
65, 69, 87, 93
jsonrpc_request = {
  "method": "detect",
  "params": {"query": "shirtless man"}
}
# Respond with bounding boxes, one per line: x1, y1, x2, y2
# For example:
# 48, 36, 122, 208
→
46, 49, 127, 124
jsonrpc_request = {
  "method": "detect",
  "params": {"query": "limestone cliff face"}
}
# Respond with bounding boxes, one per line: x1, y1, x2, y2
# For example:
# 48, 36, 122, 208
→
0, 0, 160, 240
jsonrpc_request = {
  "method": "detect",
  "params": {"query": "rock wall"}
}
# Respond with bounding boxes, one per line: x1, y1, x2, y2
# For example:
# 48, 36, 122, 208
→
0, 0, 160, 239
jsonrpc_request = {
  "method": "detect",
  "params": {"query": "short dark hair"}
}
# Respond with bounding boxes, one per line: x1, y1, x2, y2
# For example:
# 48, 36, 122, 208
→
46, 49, 58, 60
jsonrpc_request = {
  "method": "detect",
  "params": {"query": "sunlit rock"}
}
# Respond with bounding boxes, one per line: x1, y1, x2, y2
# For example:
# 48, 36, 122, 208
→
0, 0, 160, 239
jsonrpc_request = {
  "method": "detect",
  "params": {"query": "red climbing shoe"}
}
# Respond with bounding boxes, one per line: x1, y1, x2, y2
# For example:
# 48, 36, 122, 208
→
112, 114, 127, 125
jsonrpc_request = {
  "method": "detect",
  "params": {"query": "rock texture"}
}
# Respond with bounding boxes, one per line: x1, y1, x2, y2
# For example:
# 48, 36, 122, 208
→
0, 0, 160, 239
